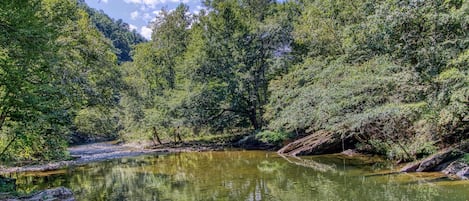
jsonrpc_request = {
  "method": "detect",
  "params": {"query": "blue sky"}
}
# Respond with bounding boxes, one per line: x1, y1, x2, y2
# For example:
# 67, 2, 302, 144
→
84, 0, 204, 39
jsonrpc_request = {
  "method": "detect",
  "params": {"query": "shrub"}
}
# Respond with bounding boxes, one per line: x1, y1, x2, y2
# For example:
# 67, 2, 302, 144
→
255, 130, 292, 146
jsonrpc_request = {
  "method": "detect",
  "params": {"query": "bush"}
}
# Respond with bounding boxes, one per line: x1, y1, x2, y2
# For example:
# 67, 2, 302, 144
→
73, 107, 120, 142
255, 130, 292, 146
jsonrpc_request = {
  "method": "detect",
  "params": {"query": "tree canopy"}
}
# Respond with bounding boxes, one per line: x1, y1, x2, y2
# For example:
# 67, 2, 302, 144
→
0, 0, 467, 162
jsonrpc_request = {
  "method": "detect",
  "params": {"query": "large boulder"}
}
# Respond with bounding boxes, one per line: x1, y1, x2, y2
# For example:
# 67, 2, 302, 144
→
443, 160, 469, 180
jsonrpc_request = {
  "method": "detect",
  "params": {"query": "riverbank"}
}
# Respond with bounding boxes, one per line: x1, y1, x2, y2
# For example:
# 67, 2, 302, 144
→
2, 134, 468, 180
0, 140, 238, 174
278, 131, 469, 180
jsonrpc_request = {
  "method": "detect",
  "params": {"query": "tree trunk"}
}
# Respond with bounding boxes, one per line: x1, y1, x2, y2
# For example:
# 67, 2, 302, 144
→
175, 127, 182, 142
249, 110, 260, 131
0, 110, 7, 131
152, 127, 162, 145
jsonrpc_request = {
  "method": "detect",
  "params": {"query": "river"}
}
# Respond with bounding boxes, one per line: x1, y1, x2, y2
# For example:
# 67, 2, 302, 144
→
7, 151, 469, 200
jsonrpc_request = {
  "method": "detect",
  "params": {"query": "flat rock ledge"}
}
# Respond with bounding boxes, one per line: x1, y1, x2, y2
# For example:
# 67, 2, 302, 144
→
278, 130, 355, 156
2, 187, 74, 201
400, 141, 469, 180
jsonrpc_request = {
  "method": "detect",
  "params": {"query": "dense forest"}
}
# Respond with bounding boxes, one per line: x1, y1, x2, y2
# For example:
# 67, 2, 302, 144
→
0, 0, 467, 163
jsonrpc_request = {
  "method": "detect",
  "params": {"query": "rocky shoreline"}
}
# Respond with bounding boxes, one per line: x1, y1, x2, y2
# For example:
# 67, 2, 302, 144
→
400, 145, 469, 180
2, 137, 469, 179
0, 141, 231, 174
279, 132, 469, 180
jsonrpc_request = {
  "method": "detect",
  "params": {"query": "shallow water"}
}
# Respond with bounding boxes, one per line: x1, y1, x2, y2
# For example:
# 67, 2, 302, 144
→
8, 151, 469, 201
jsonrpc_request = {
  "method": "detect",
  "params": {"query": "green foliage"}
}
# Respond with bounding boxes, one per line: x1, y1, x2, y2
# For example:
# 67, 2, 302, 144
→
118, 4, 193, 142
0, 0, 72, 161
363, 131, 437, 161
0, 0, 122, 161
1, 0, 467, 162
266, 57, 425, 133
73, 107, 119, 142
178, 0, 293, 131
462, 153, 469, 164
114, 0, 467, 161
262, 0, 468, 160
255, 130, 291, 146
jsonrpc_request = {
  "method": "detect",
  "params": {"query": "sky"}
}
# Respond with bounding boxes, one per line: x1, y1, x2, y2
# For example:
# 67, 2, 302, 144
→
84, 0, 205, 40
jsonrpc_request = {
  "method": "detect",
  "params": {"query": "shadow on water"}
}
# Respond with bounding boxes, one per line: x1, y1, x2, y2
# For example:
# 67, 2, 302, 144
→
6, 151, 469, 201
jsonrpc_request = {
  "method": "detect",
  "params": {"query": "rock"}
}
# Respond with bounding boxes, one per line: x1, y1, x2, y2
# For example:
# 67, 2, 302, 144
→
400, 162, 421, 172
416, 149, 464, 172
235, 134, 275, 150
340, 149, 360, 157
6, 187, 75, 201
443, 160, 469, 180
278, 130, 356, 156
456, 167, 469, 180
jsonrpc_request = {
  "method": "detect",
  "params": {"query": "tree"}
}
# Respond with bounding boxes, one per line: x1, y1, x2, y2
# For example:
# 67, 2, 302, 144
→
0, 0, 73, 160
119, 4, 192, 141
0, 0, 122, 160
181, 0, 293, 131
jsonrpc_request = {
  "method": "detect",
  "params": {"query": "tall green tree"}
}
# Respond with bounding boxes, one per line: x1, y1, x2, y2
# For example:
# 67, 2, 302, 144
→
119, 4, 192, 140
0, 0, 74, 160
181, 0, 293, 131
0, 0, 121, 160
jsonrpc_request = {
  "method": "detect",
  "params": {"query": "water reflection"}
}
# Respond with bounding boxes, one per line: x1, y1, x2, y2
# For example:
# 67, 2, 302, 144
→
9, 151, 469, 201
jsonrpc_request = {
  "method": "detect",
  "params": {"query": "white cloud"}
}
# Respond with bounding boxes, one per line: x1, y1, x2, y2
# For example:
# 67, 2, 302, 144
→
124, 0, 163, 8
152, 10, 163, 16
191, 5, 205, 15
141, 26, 153, 40
100, 0, 109, 3
124, 0, 196, 7
143, 12, 153, 21
140, 5, 149, 11
129, 24, 138, 31
130, 11, 140, 20
124, 0, 142, 3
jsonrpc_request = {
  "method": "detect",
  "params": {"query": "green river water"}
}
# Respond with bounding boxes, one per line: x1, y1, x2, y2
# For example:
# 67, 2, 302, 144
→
8, 151, 469, 200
